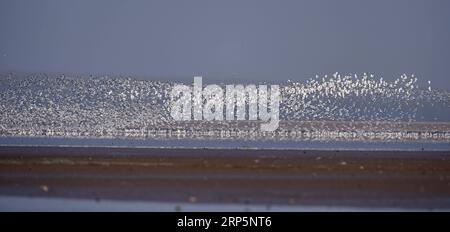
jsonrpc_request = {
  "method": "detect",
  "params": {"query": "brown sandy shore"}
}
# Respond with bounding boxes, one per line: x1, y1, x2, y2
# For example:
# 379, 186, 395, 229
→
1, 146, 450, 210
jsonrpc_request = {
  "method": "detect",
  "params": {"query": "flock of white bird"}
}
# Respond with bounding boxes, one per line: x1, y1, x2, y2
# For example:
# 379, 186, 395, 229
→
281, 72, 439, 121
0, 73, 448, 142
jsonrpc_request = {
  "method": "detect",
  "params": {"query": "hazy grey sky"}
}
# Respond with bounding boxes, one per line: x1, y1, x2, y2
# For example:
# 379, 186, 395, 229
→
0, 0, 449, 86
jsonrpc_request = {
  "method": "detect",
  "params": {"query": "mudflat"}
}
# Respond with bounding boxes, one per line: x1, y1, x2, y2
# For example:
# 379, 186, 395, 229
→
0, 146, 449, 209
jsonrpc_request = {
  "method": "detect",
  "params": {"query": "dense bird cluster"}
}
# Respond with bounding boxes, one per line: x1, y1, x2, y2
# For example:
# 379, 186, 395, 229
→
0, 73, 449, 140
281, 72, 448, 121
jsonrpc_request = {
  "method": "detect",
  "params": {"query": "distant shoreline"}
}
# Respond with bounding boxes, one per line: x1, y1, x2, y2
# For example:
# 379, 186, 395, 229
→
1, 135, 450, 151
